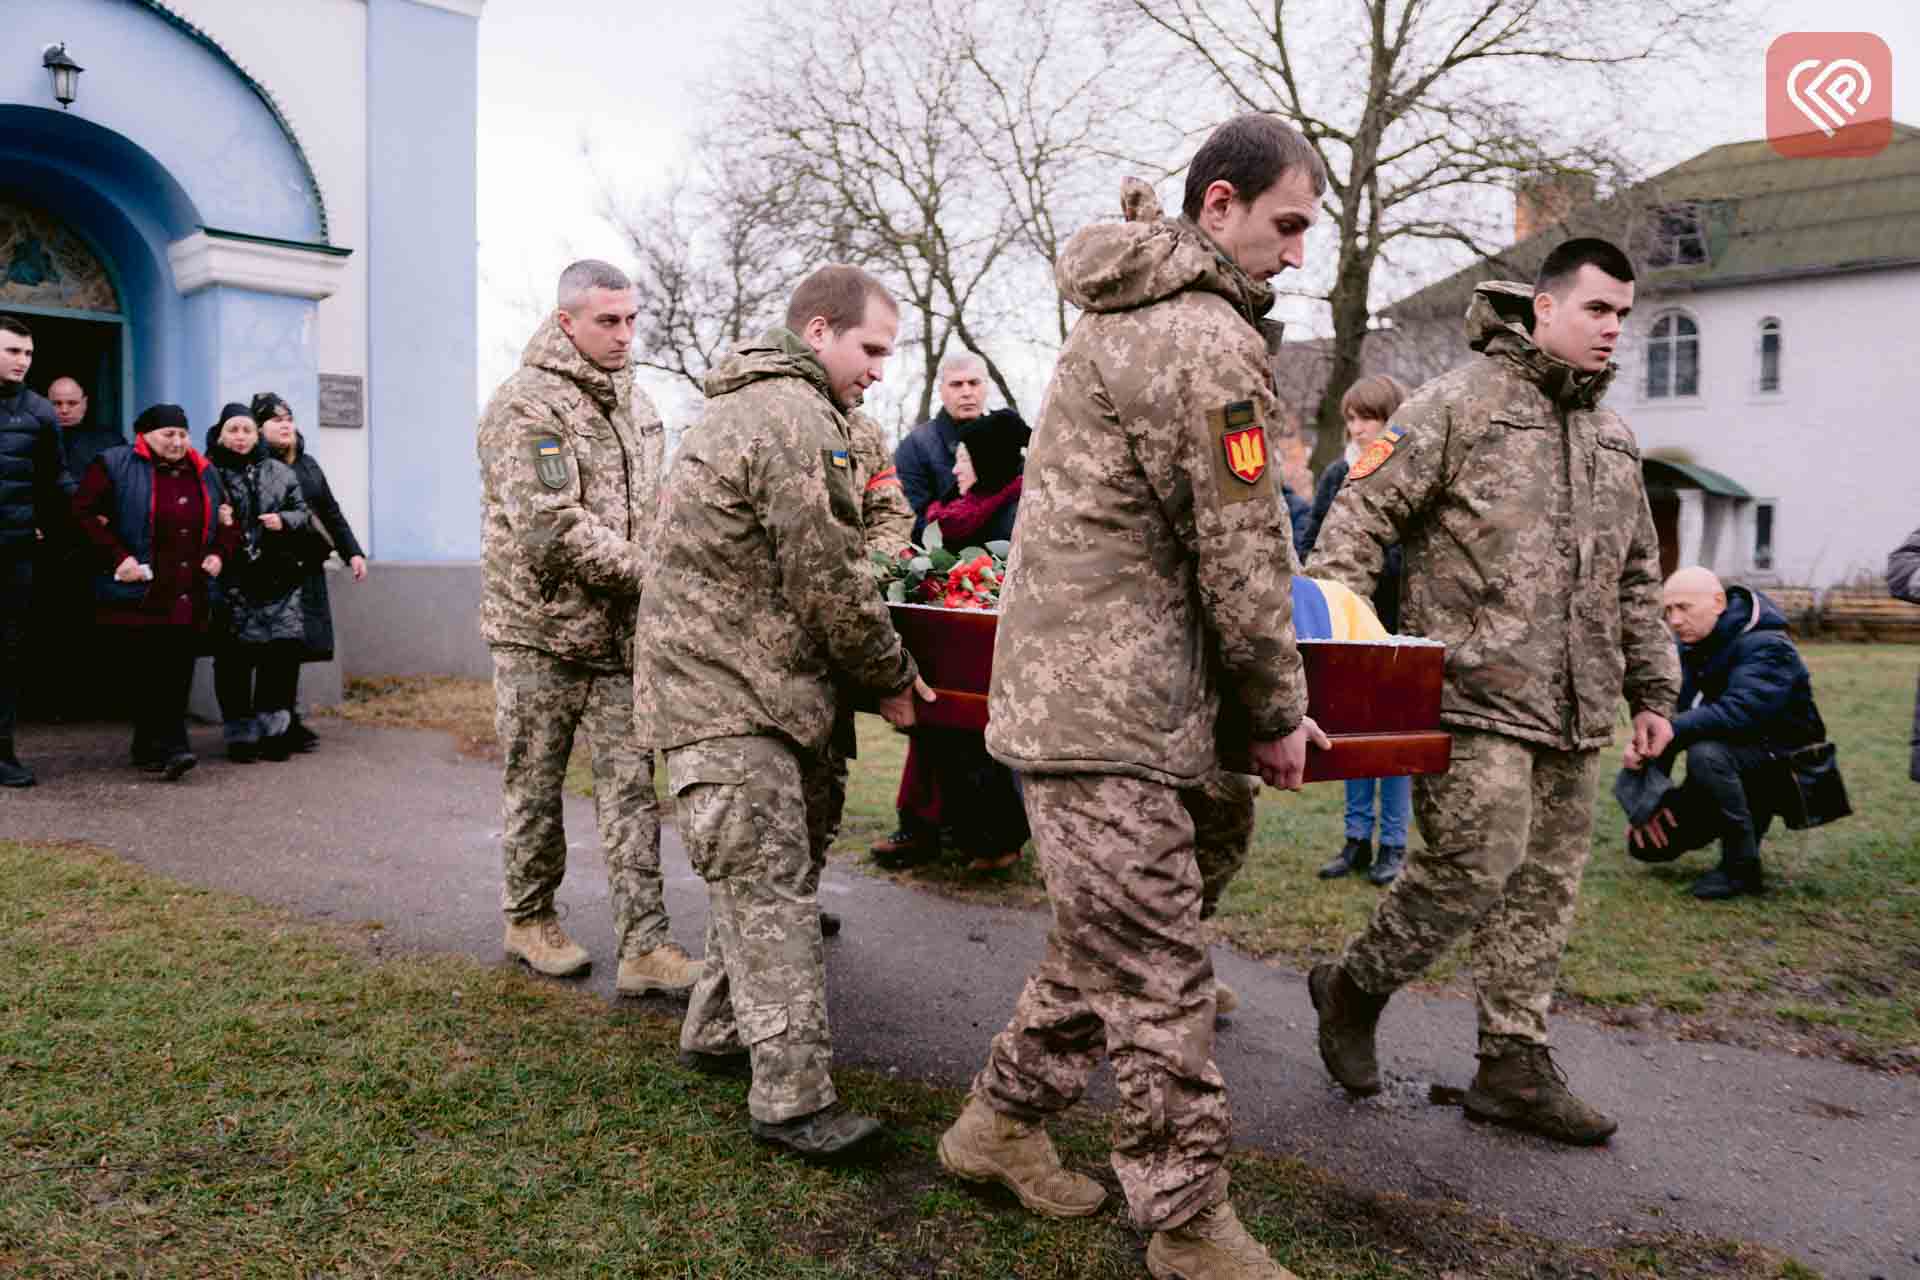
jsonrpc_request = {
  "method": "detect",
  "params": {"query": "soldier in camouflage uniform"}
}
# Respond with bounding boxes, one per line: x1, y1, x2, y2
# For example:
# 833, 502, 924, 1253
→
1307, 239, 1681, 1146
478, 260, 698, 997
637, 265, 930, 1158
937, 116, 1331, 1280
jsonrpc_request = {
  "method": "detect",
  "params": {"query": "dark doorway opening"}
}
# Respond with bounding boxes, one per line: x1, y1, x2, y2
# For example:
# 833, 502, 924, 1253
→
24, 312, 126, 439
1648, 490, 1680, 581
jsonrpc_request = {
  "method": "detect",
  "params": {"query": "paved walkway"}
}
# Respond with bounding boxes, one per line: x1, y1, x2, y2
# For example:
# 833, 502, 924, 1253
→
5, 719, 1916, 1279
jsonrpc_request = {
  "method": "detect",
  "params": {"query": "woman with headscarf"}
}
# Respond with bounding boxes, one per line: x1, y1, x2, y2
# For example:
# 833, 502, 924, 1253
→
204, 403, 312, 762
71, 404, 239, 779
253, 391, 367, 752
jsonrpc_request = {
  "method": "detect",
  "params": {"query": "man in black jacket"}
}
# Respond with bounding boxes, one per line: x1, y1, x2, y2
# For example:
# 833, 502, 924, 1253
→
1622, 567, 1825, 899
0, 316, 76, 786
894, 353, 987, 543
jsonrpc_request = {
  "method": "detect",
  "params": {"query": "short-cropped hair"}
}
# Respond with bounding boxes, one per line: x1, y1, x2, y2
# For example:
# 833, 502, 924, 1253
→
1340, 374, 1408, 423
939, 351, 986, 380
786, 265, 896, 335
0, 314, 32, 340
557, 259, 633, 312
1535, 237, 1636, 296
1182, 114, 1328, 221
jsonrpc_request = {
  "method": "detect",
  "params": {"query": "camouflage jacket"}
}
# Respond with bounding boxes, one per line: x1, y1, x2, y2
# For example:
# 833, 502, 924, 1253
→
477, 316, 662, 670
636, 329, 918, 753
1310, 282, 1680, 750
984, 180, 1307, 787
848, 409, 915, 556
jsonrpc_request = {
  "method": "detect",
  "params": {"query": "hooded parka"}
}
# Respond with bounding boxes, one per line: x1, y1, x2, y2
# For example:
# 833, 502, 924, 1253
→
1312, 281, 1680, 750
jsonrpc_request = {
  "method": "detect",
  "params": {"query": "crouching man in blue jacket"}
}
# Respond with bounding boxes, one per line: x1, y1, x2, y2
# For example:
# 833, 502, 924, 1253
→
1621, 566, 1826, 900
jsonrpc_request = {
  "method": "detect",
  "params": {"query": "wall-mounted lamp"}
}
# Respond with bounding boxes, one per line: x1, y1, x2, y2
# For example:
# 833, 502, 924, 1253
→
42, 43, 84, 111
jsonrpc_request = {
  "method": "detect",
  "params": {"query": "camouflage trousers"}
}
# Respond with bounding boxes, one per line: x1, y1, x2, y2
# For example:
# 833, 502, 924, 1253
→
973, 772, 1231, 1232
1191, 770, 1257, 920
670, 734, 837, 1125
493, 645, 667, 958
1342, 729, 1601, 1046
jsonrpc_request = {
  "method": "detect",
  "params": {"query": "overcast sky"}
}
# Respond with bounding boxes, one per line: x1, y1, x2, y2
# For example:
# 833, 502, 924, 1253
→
474, 0, 1919, 415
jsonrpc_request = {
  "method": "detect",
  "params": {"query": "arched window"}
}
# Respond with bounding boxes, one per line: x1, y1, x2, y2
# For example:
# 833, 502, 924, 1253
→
1645, 311, 1699, 399
1756, 317, 1782, 393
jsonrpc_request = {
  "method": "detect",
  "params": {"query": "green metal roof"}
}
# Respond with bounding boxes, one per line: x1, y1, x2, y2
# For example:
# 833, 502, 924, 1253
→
1389, 123, 1920, 320
1643, 458, 1751, 499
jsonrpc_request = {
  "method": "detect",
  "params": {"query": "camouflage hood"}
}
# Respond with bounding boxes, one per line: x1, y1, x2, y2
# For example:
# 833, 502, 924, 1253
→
703, 328, 837, 406
1466, 281, 1615, 411
1056, 178, 1276, 328
521, 315, 625, 413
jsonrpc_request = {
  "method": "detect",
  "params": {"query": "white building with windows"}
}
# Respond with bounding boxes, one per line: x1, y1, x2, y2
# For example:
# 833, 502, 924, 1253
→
1381, 124, 1920, 590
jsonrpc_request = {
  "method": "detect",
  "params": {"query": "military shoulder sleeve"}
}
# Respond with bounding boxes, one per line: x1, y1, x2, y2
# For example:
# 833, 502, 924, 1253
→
1116, 300, 1305, 740
1309, 393, 1447, 599
748, 391, 916, 696
481, 388, 642, 598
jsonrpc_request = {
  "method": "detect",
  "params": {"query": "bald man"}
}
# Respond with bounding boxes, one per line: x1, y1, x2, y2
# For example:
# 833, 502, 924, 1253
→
46, 378, 120, 482
1622, 567, 1827, 899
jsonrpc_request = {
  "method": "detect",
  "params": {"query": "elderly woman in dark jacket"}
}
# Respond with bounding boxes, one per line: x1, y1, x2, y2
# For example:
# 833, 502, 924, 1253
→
253, 392, 366, 751
72, 404, 240, 779
205, 404, 312, 762
1889, 524, 1920, 783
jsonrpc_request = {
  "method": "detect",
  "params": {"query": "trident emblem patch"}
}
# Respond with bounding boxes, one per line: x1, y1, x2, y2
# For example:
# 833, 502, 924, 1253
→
1222, 425, 1267, 484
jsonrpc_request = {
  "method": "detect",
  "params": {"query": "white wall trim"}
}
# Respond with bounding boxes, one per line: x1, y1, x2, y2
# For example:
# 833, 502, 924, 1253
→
167, 230, 351, 300
397, 0, 485, 18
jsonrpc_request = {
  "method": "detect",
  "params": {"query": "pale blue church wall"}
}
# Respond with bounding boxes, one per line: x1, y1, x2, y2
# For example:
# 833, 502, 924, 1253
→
4, 0, 323, 242
366, 0, 480, 561
180, 288, 317, 441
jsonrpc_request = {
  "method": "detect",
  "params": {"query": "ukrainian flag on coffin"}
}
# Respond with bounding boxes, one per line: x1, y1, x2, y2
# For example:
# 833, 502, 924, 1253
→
1291, 576, 1389, 642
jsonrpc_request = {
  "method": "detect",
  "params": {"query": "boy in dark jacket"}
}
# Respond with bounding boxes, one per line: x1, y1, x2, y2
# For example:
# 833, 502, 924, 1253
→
1622, 567, 1825, 899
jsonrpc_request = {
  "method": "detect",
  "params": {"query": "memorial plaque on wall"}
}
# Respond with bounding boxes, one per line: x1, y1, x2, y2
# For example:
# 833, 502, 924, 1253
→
318, 374, 364, 429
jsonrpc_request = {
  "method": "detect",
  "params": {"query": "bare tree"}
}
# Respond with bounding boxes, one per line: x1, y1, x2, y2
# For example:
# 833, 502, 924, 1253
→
1123, 0, 1728, 469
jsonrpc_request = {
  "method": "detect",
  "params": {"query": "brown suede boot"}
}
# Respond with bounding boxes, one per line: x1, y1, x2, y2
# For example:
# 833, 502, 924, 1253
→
1147, 1200, 1301, 1279
937, 1095, 1107, 1218
1464, 1040, 1617, 1145
1307, 962, 1388, 1095
616, 942, 700, 996
503, 913, 590, 977
1215, 979, 1239, 1018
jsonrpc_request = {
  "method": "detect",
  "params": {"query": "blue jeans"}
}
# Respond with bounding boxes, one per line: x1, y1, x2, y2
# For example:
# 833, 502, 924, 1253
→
1344, 774, 1411, 846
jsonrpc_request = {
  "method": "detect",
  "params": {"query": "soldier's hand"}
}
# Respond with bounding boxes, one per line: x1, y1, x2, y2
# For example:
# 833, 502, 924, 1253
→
1630, 711, 1674, 762
1250, 717, 1330, 792
878, 675, 937, 729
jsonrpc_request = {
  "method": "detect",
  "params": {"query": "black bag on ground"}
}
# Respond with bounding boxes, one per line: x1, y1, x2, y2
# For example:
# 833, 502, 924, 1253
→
1770, 742, 1851, 830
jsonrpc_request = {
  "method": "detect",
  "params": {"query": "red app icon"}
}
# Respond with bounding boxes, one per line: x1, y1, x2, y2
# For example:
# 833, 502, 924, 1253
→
1768, 33, 1893, 158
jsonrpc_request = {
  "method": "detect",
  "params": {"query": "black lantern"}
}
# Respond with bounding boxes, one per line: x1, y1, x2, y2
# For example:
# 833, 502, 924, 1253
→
42, 44, 83, 110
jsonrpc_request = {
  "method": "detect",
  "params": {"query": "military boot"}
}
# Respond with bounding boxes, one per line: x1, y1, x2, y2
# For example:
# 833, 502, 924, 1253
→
938, 1095, 1108, 1217
752, 1103, 883, 1157
503, 913, 590, 977
616, 941, 699, 996
1308, 961, 1388, 1095
1215, 979, 1239, 1018
1147, 1200, 1301, 1280
0, 743, 35, 788
1316, 837, 1371, 880
1464, 1040, 1617, 1145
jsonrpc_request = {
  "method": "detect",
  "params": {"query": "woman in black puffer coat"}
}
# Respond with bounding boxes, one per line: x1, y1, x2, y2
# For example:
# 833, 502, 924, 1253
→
204, 404, 312, 762
253, 392, 367, 752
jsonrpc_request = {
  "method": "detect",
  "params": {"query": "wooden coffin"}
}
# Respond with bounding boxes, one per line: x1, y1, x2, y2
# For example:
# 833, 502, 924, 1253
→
873, 603, 1451, 783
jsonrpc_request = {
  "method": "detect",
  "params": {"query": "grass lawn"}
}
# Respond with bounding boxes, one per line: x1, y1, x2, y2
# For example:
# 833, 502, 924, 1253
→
329, 643, 1920, 1068
0, 839, 1804, 1278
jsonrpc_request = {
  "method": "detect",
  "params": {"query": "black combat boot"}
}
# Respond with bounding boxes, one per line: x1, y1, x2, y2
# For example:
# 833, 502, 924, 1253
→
1368, 844, 1406, 886
1308, 961, 1389, 1094
1317, 837, 1372, 880
0, 748, 34, 788
1464, 1038, 1617, 1145
1690, 826, 1764, 899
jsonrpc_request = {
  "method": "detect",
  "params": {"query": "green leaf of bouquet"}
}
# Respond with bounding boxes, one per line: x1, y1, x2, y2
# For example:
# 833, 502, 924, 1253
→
909, 556, 933, 576
886, 580, 907, 603
984, 539, 1012, 558
957, 546, 989, 562
923, 522, 945, 551
928, 548, 959, 572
